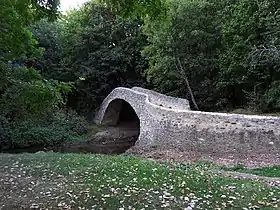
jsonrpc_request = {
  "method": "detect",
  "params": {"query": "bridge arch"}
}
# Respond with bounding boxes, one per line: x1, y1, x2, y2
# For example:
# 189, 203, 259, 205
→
101, 98, 140, 128
94, 88, 147, 153
95, 87, 145, 126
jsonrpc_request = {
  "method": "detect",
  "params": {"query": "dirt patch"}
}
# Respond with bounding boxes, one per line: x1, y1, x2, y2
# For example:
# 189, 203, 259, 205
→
213, 170, 280, 188
128, 148, 280, 169
127, 148, 280, 188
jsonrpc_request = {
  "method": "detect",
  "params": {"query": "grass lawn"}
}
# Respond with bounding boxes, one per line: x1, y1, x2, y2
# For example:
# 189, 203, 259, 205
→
224, 164, 280, 178
0, 153, 279, 209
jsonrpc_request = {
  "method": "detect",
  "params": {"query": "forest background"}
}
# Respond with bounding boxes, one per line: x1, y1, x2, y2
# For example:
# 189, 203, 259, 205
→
1, 0, 280, 150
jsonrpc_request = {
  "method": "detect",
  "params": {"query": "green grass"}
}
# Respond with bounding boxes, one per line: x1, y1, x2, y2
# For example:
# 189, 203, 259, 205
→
0, 153, 279, 209
228, 108, 280, 117
225, 164, 280, 178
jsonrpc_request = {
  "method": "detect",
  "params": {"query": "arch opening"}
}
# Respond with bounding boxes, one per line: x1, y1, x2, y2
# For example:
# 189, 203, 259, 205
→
99, 99, 140, 154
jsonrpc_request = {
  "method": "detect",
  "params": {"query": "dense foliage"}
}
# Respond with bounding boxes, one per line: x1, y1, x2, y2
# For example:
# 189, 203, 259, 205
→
30, 3, 149, 118
1, 0, 280, 149
59, 4, 148, 117
0, 0, 87, 150
218, 0, 280, 112
103, 0, 280, 112
142, 0, 222, 110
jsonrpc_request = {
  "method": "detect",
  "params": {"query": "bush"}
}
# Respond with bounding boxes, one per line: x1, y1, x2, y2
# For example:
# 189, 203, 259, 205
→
6, 110, 89, 149
9, 121, 66, 148
0, 61, 88, 150
51, 110, 89, 136
0, 116, 10, 149
259, 81, 280, 113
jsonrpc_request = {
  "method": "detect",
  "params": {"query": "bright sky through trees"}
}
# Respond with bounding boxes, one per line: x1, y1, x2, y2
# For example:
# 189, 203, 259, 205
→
60, 0, 89, 12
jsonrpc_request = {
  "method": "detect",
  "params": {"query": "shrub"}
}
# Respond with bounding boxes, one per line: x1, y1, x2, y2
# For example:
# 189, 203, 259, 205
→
259, 81, 280, 113
51, 110, 89, 136
7, 110, 89, 149
0, 116, 10, 150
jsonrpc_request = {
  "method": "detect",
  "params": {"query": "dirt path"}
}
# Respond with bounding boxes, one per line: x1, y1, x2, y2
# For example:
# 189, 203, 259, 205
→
213, 170, 280, 188
129, 149, 280, 188
130, 149, 280, 169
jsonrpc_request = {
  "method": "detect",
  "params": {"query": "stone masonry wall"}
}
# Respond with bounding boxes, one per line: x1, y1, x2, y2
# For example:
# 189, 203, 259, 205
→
95, 87, 280, 161
132, 87, 190, 110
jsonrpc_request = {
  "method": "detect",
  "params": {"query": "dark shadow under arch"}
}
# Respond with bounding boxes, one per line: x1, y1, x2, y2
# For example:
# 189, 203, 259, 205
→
102, 99, 139, 127
100, 99, 140, 153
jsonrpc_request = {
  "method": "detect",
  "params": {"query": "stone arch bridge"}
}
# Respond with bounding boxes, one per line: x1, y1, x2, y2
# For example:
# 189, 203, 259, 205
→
95, 87, 280, 162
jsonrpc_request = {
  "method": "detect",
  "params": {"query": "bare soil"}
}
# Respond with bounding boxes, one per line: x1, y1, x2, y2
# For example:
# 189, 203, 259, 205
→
129, 149, 280, 188
129, 148, 280, 169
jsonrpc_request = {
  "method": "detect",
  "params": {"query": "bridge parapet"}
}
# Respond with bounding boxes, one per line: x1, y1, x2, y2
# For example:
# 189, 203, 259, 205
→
132, 87, 190, 110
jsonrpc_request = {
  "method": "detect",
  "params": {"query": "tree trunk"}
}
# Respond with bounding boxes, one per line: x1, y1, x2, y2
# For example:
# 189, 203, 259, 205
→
170, 31, 199, 110
175, 56, 199, 111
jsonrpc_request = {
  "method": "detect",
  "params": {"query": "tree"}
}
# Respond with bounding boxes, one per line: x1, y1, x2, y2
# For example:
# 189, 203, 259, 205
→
108, 0, 280, 112
38, 3, 149, 118
30, 19, 64, 79
0, 0, 88, 150
98, 0, 168, 19
218, 0, 280, 112
0, 0, 60, 59
0, 0, 65, 120
142, 0, 223, 110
